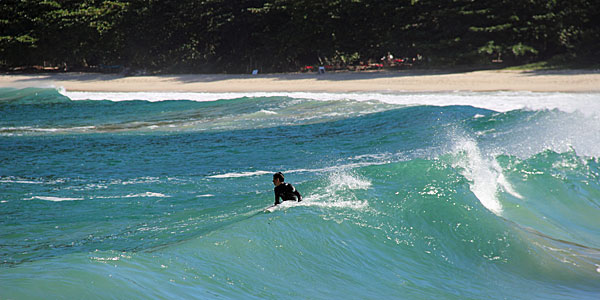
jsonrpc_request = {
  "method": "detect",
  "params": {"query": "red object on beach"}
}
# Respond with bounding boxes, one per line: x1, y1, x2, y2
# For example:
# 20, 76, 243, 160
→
302, 65, 315, 72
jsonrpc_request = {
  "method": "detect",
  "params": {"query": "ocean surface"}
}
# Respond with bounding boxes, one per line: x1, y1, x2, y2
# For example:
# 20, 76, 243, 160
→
1, 87, 600, 299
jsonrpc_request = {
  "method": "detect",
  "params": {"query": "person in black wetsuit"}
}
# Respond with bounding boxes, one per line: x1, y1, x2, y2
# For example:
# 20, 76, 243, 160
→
273, 172, 302, 205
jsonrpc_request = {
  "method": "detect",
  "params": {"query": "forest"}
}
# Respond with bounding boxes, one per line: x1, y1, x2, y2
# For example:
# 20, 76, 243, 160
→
1, 0, 598, 73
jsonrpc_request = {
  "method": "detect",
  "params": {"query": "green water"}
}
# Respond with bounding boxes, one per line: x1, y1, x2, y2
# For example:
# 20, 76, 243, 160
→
1, 88, 599, 299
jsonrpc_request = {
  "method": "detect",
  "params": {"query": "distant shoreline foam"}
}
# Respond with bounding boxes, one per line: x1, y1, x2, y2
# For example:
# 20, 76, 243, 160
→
60, 90, 600, 114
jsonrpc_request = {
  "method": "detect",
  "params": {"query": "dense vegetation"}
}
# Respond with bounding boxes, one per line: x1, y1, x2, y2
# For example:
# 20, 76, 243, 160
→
1, 0, 598, 73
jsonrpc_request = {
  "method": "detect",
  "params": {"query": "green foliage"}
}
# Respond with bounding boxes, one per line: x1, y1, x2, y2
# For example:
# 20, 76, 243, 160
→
0, 0, 597, 72
511, 43, 538, 56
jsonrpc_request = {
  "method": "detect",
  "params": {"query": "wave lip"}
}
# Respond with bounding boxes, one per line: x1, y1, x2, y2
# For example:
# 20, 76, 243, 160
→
451, 137, 508, 215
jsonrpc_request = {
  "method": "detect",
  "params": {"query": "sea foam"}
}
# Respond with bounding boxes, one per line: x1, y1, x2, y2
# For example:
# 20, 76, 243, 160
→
26, 196, 84, 202
60, 90, 600, 114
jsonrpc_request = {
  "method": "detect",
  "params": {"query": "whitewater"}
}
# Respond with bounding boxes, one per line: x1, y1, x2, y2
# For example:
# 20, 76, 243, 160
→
1, 87, 599, 299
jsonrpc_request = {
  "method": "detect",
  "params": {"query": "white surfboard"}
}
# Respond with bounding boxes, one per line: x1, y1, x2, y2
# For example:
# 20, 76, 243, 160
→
264, 200, 301, 213
264, 204, 278, 213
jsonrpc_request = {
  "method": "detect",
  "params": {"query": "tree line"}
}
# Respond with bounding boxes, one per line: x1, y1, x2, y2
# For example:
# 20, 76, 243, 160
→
1, 0, 598, 73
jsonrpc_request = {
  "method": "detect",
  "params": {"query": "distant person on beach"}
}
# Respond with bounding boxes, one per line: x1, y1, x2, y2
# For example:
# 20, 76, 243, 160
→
273, 172, 302, 205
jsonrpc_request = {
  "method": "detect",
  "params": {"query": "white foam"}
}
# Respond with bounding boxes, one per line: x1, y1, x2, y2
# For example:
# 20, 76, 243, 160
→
124, 192, 169, 198
270, 193, 369, 211
300, 198, 369, 210
60, 90, 600, 114
207, 160, 397, 180
497, 173, 523, 200
327, 172, 372, 190
301, 170, 371, 211
258, 109, 278, 115
115, 177, 161, 185
94, 192, 169, 199
0, 126, 95, 133
0, 178, 44, 184
452, 138, 504, 214
26, 196, 83, 202
207, 170, 272, 179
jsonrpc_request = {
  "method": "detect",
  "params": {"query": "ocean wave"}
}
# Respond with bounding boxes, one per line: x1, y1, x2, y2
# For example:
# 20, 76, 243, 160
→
0, 87, 71, 105
59, 89, 600, 114
3, 88, 600, 298
2, 87, 600, 116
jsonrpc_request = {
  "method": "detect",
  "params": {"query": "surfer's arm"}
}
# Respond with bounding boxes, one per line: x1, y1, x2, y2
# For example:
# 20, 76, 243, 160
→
293, 186, 302, 202
274, 191, 280, 205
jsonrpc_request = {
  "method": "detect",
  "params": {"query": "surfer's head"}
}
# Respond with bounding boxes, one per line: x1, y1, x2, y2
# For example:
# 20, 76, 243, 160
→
273, 172, 284, 186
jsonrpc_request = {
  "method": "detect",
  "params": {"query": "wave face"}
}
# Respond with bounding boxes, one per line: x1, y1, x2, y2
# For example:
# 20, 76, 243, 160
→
1, 88, 600, 299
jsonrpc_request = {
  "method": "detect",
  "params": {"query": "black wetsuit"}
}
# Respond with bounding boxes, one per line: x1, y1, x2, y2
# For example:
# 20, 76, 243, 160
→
274, 182, 302, 205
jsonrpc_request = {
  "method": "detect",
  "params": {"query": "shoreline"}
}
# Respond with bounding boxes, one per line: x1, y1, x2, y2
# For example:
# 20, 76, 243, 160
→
1, 69, 600, 93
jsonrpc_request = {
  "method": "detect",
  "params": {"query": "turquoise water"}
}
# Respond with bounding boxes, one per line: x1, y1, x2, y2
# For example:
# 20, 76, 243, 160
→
1, 88, 600, 299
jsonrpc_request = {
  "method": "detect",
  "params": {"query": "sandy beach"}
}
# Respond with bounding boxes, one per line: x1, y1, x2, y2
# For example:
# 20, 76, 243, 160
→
1, 69, 600, 93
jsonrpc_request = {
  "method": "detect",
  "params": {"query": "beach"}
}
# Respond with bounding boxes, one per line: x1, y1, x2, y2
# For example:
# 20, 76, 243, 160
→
2, 69, 600, 92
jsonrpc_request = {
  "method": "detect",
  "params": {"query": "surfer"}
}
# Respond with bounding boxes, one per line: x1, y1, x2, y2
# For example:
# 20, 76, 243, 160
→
273, 172, 302, 205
